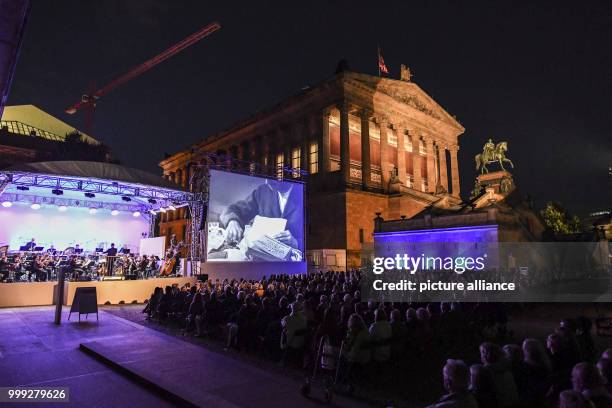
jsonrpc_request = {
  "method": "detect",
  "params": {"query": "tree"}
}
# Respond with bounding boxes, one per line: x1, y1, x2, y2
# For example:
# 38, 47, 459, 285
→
540, 201, 581, 234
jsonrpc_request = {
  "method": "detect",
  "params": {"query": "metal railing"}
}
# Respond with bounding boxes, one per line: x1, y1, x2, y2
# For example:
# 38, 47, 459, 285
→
0, 120, 65, 142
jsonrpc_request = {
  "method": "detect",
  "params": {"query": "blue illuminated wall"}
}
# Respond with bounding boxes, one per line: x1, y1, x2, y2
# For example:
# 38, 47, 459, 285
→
373, 225, 499, 260
374, 225, 499, 244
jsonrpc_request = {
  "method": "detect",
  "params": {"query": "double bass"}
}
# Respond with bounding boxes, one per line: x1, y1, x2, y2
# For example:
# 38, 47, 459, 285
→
160, 240, 183, 276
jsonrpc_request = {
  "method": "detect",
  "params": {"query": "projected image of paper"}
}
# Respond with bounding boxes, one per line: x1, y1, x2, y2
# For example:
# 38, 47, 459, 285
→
248, 215, 287, 240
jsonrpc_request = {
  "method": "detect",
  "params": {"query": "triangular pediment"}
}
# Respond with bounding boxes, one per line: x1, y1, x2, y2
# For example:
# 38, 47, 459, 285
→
346, 73, 464, 131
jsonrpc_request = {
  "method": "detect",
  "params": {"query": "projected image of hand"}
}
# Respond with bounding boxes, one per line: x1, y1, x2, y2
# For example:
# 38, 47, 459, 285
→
272, 230, 297, 248
226, 220, 244, 243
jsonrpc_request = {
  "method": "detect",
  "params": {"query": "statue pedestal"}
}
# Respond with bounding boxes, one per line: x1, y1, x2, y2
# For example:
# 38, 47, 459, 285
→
476, 171, 515, 195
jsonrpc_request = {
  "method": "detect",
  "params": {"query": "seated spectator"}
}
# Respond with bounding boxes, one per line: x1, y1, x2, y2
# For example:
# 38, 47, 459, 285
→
549, 332, 580, 396
559, 390, 593, 408
426, 359, 478, 408
313, 307, 342, 351
369, 308, 392, 363
503, 343, 530, 402
572, 362, 612, 408
281, 302, 307, 351
576, 316, 596, 362
522, 338, 552, 406
597, 358, 612, 396
479, 342, 520, 407
389, 309, 408, 359
469, 364, 497, 408
344, 313, 370, 366
187, 292, 203, 333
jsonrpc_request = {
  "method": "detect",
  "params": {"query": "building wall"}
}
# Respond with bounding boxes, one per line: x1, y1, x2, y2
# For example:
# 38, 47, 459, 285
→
159, 71, 466, 268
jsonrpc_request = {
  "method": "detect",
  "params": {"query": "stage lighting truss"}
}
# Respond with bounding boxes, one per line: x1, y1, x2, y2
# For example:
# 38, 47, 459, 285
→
0, 192, 145, 213
0, 172, 191, 204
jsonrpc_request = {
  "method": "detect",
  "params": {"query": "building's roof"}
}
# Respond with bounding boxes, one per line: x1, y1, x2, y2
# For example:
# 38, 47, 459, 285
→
5, 161, 183, 191
1, 105, 99, 144
160, 68, 465, 168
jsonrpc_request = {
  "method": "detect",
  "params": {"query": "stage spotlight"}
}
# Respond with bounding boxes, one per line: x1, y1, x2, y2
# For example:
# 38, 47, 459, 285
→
84, 192, 95, 198
159, 207, 167, 213
122, 196, 132, 202
168, 205, 176, 211
30, 203, 41, 210
111, 210, 119, 216
1, 201, 12, 208
89, 208, 97, 214
148, 199, 157, 204
149, 210, 157, 215
58, 205, 67, 212
132, 211, 141, 217
16, 186, 29, 191
51, 189, 63, 196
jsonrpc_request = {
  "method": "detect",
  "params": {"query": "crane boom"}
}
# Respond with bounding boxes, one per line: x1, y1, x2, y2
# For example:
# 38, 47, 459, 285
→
65, 22, 221, 117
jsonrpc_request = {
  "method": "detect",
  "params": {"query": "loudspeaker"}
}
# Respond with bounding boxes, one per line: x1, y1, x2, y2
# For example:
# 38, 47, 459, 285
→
196, 274, 209, 282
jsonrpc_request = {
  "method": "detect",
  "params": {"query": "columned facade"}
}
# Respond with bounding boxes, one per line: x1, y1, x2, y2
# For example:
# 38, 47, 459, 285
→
159, 70, 465, 270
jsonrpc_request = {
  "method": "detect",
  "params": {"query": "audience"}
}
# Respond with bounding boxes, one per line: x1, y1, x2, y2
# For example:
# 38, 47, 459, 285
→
140, 271, 612, 408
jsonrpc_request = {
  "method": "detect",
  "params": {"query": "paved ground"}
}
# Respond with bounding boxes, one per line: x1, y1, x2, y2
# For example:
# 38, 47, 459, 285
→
0, 307, 369, 408
0, 306, 173, 408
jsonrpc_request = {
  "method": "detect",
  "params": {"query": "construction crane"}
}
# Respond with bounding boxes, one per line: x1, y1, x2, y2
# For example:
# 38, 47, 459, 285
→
65, 21, 221, 135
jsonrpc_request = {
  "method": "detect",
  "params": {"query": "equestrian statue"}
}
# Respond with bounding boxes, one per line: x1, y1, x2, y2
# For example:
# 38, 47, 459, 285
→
475, 138, 514, 174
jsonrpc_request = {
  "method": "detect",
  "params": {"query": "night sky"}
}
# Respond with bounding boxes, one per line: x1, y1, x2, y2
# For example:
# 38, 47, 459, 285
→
8, 0, 611, 214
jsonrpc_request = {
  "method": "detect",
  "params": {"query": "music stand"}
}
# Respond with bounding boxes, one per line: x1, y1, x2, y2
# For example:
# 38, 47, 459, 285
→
34, 246, 44, 252
19, 246, 28, 251
75, 248, 84, 254
119, 248, 130, 254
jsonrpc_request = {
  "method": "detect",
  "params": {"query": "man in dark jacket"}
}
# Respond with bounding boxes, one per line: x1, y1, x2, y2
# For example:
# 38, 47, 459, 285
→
220, 180, 303, 251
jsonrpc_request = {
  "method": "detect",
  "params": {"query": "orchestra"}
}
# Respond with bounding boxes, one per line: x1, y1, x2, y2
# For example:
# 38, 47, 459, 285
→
0, 238, 182, 283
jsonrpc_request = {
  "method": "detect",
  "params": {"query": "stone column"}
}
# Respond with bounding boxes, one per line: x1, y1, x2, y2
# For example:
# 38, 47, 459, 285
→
449, 145, 460, 197
339, 102, 350, 184
411, 131, 422, 191
300, 122, 309, 177
379, 118, 390, 190
319, 109, 331, 174
260, 134, 270, 174
438, 142, 448, 192
360, 110, 371, 189
396, 126, 406, 186
425, 137, 436, 193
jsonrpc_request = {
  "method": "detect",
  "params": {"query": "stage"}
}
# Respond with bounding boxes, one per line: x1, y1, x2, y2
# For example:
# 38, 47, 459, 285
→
0, 277, 197, 308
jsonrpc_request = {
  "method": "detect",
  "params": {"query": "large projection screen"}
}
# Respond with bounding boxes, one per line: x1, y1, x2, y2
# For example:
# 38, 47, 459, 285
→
206, 170, 305, 263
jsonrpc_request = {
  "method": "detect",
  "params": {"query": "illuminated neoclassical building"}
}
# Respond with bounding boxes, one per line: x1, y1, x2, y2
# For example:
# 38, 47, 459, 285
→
159, 64, 465, 268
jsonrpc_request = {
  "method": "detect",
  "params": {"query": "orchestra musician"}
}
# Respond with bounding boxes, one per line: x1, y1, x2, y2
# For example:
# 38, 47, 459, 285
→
47, 245, 57, 254
0, 255, 10, 281
105, 243, 118, 275
24, 238, 36, 251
